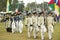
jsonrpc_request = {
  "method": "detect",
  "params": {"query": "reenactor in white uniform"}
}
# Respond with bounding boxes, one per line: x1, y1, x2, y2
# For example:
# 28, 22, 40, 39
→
18, 13, 24, 33
32, 12, 38, 38
38, 12, 46, 40
10, 14, 16, 33
5, 13, 12, 32
5, 13, 11, 28
13, 12, 24, 33
12, 17, 16, 33
47, 12, 55, 40
25, 13, 33, 38
15, 14, 19, 32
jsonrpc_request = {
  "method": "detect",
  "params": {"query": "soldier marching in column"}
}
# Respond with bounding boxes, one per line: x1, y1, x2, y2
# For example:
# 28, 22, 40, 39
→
32, 12, 39, 38
38, 12, 46, 40
25, 13, 33, 38
47, 12, 55, 40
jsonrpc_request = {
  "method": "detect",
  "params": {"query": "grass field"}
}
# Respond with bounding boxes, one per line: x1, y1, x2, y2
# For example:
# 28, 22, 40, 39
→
0, 22, 60, 40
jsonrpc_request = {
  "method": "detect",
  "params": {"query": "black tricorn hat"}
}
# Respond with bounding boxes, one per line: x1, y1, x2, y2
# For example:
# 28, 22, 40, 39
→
39, 11, 44, 15
26, 13, 29, 16
6, 13, 11, 15
33, 11, 37, 14
48, 11, 53, 15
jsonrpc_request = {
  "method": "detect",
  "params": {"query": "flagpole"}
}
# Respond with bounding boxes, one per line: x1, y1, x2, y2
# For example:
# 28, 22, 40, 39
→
22, 0, 24, 12
35, 0, 37, 11
11, 0, 14, 4
6, 0, 9, 12
43, 0, 44, 11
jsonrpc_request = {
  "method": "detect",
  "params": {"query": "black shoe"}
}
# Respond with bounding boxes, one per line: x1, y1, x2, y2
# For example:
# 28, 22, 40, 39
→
49, 38, 52, 40
42, 39, 44, 40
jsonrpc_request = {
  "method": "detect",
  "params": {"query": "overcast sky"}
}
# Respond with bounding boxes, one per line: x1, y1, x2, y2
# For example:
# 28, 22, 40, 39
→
18, 0, 50, 6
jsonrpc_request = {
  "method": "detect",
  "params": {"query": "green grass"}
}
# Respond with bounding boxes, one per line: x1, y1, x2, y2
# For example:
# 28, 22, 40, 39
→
0, 22, 60, 40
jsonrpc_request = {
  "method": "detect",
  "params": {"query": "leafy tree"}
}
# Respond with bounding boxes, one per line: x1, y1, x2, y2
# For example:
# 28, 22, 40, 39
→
18, 1, 24, 12
0, 0, 7, 11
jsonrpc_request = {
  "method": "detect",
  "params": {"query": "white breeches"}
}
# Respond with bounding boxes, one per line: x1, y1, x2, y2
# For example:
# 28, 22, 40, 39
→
19, 20, 23, 33
40, 24, 46, 40
15, 21, 19, 32
48, 24, 53, 39
12, 22, 16, 33
27, 24, 33, 38
33, 23, 38, 38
